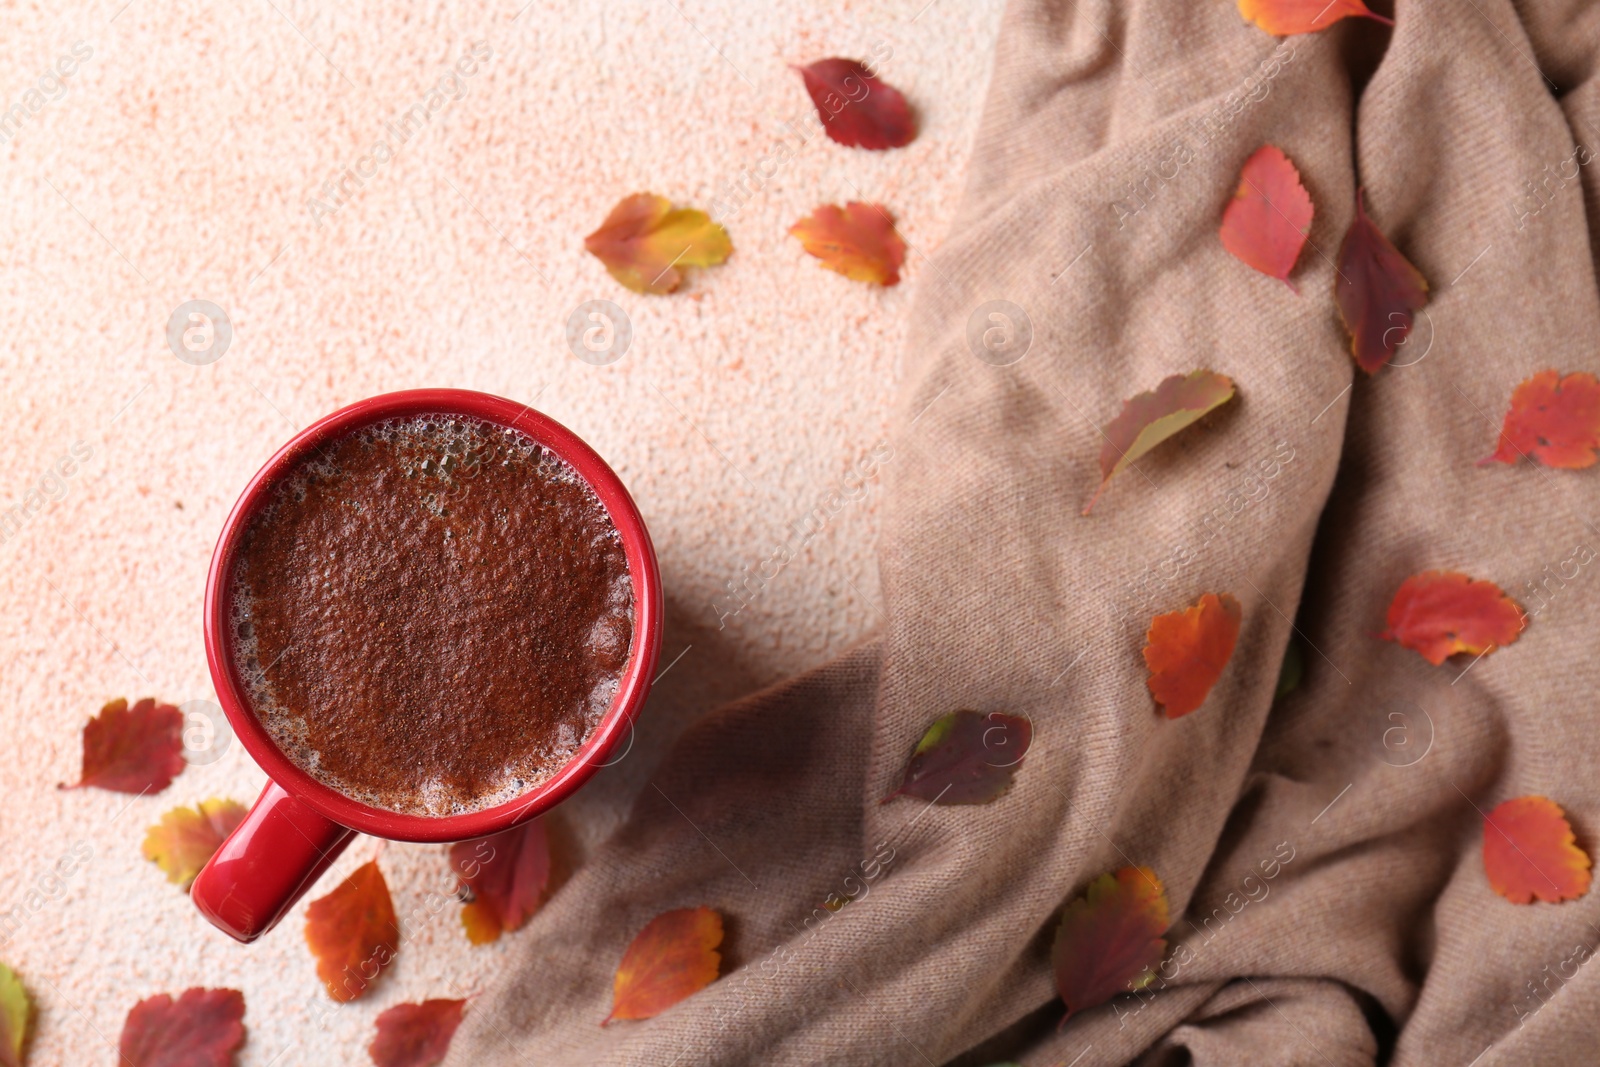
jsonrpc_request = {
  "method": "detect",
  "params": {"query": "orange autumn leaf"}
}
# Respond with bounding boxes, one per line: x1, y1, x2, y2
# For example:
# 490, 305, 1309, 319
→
1051, 867, 1169, 1024
1379, 571, 1524, 666
789, 202, 906, 286
118, 988, 245, 1067
1144, 594, 1242, 719
604, 907, 723, 1024
1479, 370, 1600, 469
584, 193, 731, 295
141, 798, 247, 890
1219, 145, 1313, 288
369, 999, 466, 1067
794, 58, 915, 150
1335, 190, 1429, 373
305, 861, 399, 1003
450, 818, 551, 945
1085, 370, 1235, 514
1238, 0, 1393, 34
60, 697, 185, 795
1483, 796, 1592, 904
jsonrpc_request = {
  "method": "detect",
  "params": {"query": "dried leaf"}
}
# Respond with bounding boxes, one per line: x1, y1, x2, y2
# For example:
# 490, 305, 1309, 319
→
789, 202, 906, 286
1274, 638, 1304, 699
118, 988, 245, 1067
1084, 370, 1235, 514
305, 861, 399, 1003
1052, 867, 1169, 1024
450, 819, 551, 945
1219, 145, 1313, 287
604, 907, 723, 1024
883, 710, 1033, 805
0, 963, 29, 1067
1483, 796, 1592, 904
142, 799, 247, 890
1144, 594, 1242, 719
1238, 0, 1393, 34
1335, 190, 1429, 373
1378, 570, 1525, 666
794, 58, 915, 150
1479, 370, 1600, 469
583, 193, 731, 295
369, 999, 466, 1067
60, 697, 185, 794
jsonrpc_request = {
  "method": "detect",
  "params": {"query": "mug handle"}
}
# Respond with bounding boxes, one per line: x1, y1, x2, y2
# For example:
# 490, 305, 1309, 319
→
190, 781, 354, 943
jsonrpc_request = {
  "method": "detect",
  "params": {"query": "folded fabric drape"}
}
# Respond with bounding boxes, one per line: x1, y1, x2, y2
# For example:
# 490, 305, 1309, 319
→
446, 1, 1600, 1062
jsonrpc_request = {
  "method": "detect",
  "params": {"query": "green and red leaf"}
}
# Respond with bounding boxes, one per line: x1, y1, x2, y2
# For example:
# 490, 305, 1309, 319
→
883, 710, 1033, 805
1052, 867, 1170, 1024
1378, 570, 1524, 665
1483, 796, 1592, 904
119, 988, 245, 1067
60, 698, 185, 794
1085, 370, 1236, 514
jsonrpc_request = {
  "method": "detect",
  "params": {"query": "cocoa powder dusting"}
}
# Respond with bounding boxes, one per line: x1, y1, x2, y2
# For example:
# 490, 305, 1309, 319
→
230, 415, 633, 816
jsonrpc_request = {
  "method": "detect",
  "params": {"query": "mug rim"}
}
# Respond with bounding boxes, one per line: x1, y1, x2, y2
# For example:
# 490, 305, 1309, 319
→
203, 388, 663, 843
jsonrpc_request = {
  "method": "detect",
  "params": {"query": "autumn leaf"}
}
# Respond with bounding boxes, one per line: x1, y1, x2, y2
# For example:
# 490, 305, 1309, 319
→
794, 58, 915, 150
883, 710, 1033, 805
369, 999, 466, 1067
305, 861, 399, 1003
1274, 638, 1304, 699
141, 799, 247, 890
1238, 0, 1393, 34
789, 202, 906, 286
60, 697, 185, 794
605, 907, 723, 1024
1084, 370, 1235, 514
1378, 570, 1524, 666
119, 988, 245, 1067
1219, 146, 1313, 288
1144, 594, 1242, 719
1335, 190, 1429, 373
1479, 370, 1600, 469
1052, 867, 1169, 1024
450, 819, 551, 945
1483, 796, 1592, 904
584, 193, 731, 295
0, 963, 29, 1067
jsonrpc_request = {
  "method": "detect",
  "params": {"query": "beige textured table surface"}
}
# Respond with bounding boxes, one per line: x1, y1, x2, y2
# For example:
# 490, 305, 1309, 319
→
0, 0, 1000, 1062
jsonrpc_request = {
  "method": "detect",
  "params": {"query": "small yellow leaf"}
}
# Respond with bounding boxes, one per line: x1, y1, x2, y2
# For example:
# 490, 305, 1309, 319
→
141, 799, 248, 889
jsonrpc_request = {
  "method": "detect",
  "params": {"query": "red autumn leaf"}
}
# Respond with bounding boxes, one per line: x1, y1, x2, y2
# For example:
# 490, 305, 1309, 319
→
59, 697, 185, 795
450, 819, 551, 945
1479, 370, 1600, 469
305, 861, 399, 1003
142, 798, 248, 889
369, 999, 466, 1067
1144, 594, 1242, 719
789, 202, 906, 286
1052, 867, 1169, 1024
1335, 190, 1429, 373
1085, 370, 1235, 514
794, 58, 915, 150
583, 193, 732, 295
1238, 0, 1393, 34
883, 710, 1033, 805
1219, 145, 1314, 288
1378, 570, 1525, 666
604, 907, 723, 1024
119, 988, 245, 1067
1483, 796, 1592, 904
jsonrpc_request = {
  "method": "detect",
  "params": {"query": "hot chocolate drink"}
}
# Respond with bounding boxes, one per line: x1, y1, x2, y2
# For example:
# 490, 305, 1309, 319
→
229, 414, 633, 816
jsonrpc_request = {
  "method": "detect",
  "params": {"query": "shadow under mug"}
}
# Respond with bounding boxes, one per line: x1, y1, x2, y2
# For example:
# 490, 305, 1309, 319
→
189, 388, 662, 942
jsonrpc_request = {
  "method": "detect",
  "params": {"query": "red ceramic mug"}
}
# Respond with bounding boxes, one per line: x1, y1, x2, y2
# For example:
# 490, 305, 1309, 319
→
190, 388, 662, 942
